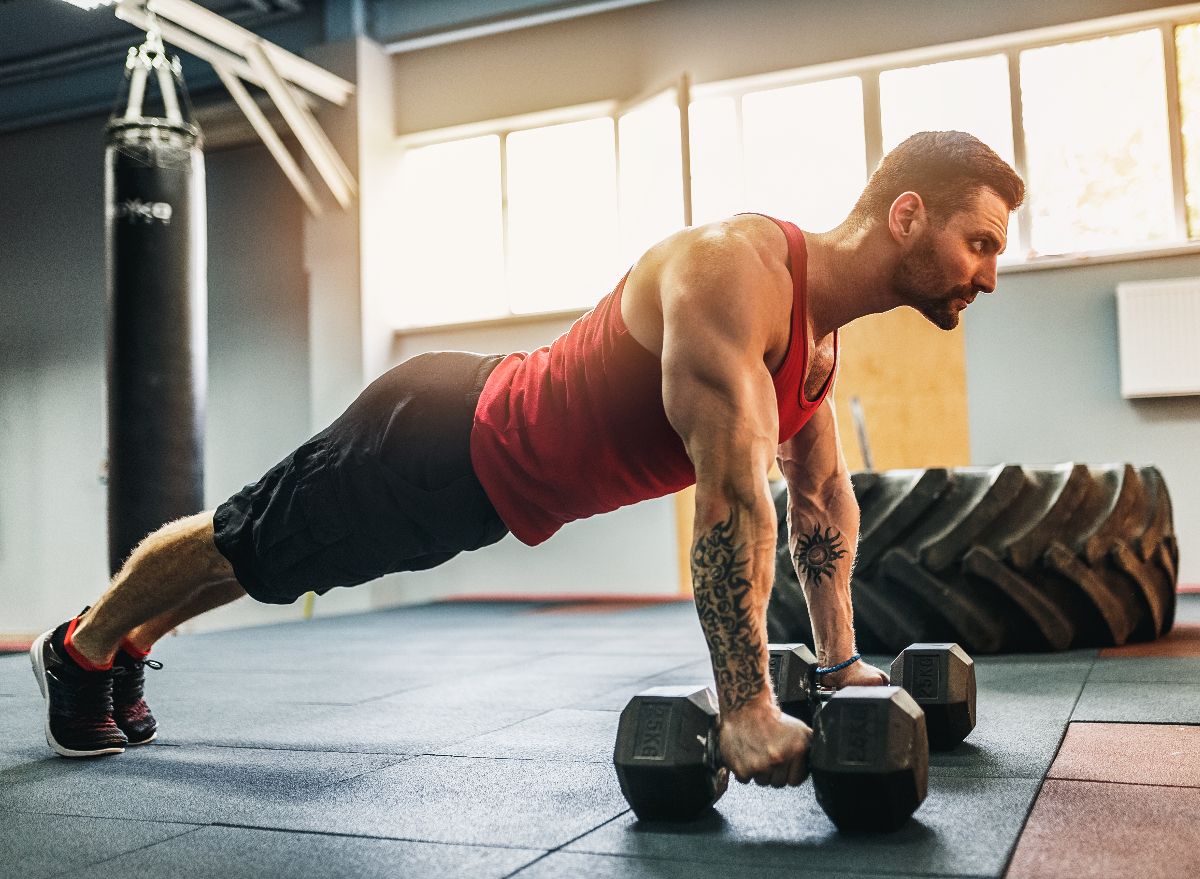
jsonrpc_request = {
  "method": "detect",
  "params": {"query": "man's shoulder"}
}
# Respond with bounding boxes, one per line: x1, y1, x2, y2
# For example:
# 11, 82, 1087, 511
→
648, 216, 791, 295
639, 216, 793, 369
674, 214, 788, 255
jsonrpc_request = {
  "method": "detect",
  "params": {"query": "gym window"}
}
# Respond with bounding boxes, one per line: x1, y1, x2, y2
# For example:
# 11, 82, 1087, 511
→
390, 7, 1200, 328
389, 89, 686, 329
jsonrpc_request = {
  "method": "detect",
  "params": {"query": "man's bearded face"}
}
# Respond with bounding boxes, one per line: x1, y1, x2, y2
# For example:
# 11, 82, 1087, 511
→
891, 225, 977, 331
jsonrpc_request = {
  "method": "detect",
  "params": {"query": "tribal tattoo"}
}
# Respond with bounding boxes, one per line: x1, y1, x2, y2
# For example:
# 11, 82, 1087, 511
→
692, 512, 764, 712
792, 524, 847, 588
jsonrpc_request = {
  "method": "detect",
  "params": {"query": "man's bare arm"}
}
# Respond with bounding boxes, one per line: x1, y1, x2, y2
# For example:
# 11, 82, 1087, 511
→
656, 222, 810, 787
776, 397, 888, 688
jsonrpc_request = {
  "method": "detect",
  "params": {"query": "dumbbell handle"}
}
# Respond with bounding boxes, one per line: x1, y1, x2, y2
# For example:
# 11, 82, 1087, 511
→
702, 725, 724, 772
811, 686, 836, 714
706, 682, 836, 774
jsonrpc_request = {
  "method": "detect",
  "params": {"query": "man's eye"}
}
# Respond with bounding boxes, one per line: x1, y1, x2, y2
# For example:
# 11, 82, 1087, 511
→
971, 240, 985, 253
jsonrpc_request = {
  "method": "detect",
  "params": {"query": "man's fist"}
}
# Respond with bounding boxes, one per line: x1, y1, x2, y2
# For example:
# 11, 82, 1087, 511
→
822, 658, 889, 689
718, 703, 812, 787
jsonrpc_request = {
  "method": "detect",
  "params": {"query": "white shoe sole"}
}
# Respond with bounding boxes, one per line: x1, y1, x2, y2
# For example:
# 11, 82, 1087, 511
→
124, 730, 158, 746
30, 629, 126, 758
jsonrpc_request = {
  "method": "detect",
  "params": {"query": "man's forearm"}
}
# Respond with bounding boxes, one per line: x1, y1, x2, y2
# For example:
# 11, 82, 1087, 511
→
691, 504, 775, 715
788, 479, 860, 668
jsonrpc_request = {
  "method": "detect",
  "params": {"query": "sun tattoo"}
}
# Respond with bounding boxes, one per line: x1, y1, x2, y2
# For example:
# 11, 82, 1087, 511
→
793, 524, 847, 588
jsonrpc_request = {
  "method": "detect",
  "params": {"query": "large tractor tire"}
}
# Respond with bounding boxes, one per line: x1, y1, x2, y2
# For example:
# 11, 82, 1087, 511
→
767, 464, 1179, 654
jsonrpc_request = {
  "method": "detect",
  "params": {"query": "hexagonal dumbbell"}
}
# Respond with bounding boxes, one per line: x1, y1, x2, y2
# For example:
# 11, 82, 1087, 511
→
810, 686, 929, 832
889, 643, 977, 751
612, 685, 728, 822
768, 642, 821, 724
613, 681, 929, 832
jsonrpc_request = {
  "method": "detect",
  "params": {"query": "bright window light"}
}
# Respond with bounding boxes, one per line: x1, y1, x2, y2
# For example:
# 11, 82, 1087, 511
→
688, 96, 743, 227
742, 77, 866, 233
393, 136, 505, 327
506, 117, 620, 314
1174, 22, 1200, 238
1021, 30, 1176, 255
60, 0, 116, 9
618, 91, 684, 266
880, 54, 1020, 258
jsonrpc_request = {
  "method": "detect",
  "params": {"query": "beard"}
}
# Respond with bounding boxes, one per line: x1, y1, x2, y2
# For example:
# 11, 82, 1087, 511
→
892, 231, 975, 330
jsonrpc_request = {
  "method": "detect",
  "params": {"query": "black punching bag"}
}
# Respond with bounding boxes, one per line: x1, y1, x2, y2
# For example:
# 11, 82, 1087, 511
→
105, 37, 206, 575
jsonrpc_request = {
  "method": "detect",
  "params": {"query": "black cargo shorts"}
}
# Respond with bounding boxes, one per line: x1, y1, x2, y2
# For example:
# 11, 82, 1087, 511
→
212, 351, 510, 605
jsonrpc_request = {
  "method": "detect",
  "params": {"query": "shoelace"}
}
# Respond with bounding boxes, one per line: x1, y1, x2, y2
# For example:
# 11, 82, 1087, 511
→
112, 658, 163, 703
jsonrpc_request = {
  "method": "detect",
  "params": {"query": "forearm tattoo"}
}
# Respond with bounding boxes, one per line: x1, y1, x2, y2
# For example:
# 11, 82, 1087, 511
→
792, 524, 847, 588
692, 512, 764, 712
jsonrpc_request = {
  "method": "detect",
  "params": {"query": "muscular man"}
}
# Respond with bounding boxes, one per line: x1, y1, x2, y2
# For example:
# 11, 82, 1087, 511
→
32, 131, 1023, 789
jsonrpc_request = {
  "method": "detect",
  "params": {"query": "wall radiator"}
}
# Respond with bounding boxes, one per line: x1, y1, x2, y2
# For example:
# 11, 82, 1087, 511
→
1116, 277, 1200, 398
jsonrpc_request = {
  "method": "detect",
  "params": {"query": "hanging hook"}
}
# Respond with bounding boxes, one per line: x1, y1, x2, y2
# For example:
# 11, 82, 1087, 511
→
122, 14, 183, 123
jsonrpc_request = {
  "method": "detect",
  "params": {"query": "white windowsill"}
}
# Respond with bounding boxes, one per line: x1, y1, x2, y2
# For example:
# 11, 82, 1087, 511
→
999, 239, 1200, 274
393, 306, 590, 337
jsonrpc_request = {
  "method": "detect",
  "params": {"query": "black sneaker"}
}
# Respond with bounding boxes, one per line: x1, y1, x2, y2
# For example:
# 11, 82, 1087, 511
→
111, 647, 161, 745
30, 620, 127, 757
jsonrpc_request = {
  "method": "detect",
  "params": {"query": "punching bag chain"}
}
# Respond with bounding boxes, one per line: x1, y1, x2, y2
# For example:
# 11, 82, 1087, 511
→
121, 24, 186, 125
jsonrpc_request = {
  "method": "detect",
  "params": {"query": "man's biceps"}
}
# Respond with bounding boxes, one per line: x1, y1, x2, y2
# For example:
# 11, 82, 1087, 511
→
662, 330, 747, 394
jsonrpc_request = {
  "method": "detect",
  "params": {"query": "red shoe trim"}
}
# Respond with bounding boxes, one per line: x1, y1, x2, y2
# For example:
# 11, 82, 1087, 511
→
119, 637, 151, 660
63, 617, 114, 672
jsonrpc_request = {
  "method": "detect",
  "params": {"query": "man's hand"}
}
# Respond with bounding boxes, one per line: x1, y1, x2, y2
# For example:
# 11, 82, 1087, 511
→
719, 703, 812, 788
822, 659, 890, 689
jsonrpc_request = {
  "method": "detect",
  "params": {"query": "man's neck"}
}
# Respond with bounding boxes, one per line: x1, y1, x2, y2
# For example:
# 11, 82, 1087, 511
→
803, 222, 902, 340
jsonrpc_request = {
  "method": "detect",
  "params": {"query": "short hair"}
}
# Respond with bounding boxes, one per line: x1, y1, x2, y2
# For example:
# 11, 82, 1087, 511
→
847, 131, 1025, 228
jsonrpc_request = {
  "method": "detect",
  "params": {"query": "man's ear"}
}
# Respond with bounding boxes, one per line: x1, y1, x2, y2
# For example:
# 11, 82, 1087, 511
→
888, 191, 925, 243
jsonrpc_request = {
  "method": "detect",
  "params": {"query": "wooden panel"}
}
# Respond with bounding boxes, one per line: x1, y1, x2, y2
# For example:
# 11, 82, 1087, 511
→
833, 307, 972, 471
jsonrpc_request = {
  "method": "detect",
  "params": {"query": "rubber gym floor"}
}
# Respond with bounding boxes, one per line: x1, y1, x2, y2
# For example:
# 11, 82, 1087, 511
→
2, 593, 1199, 879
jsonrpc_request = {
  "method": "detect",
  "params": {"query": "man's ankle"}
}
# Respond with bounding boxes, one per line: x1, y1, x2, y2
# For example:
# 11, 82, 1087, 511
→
119, 635, 152, 659
64, 618, 116, 671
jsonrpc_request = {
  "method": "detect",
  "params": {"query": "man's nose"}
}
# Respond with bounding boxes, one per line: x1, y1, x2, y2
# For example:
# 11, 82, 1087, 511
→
974, 261, 997, 295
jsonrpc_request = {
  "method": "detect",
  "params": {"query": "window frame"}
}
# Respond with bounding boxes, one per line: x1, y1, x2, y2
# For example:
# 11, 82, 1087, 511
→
393, 79, 692, 329
690, 11, 1200, 262
393, 2, 1200, 331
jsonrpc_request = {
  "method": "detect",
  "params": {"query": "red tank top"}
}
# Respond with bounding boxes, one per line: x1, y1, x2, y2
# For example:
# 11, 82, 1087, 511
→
470, 217, 837, 545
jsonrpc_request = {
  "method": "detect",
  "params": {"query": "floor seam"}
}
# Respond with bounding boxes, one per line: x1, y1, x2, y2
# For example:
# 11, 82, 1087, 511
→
998, 650, 1100, 878
44, 825, 206, 878
158, 742, 623, 762
1042, 775, 1200, 790
179, 741, 422, 757
0, 807, 202, 825
206, 820, 561, 853
302, 756, 419, 793
501, 810, 631, 878
533, 845, 998, 878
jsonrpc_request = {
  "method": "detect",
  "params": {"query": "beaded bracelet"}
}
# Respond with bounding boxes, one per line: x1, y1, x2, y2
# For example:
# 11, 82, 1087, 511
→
815, 653, 861, 675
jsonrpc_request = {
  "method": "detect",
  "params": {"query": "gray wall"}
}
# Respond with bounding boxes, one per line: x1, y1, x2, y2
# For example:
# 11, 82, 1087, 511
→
972, 256, 1200, 584
0, 115, 109, 636
391, 0, 1175, 134
0, 115, 312, 635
